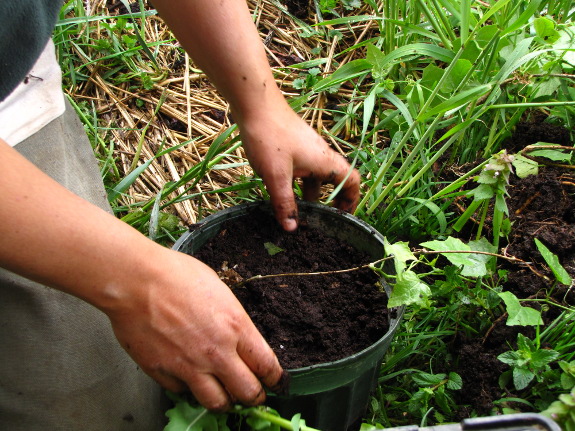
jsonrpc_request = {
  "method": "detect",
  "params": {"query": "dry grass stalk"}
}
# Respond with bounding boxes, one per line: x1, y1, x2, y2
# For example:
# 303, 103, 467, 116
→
64, 0, 379, 227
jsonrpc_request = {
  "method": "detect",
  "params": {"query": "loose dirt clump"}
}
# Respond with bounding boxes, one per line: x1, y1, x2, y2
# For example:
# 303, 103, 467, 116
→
194, 208, 390, 369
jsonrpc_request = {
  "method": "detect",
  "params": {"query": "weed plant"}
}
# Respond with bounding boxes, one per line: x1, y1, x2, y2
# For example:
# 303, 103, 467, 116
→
56, 0, 575, 429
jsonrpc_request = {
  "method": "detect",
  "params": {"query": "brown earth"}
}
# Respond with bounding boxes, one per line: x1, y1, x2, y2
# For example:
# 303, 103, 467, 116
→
194, 208, 390, 369
450, 120, 575, 418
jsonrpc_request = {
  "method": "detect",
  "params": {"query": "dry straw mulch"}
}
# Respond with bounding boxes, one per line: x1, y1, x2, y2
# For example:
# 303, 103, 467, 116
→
65, 0, 378, 225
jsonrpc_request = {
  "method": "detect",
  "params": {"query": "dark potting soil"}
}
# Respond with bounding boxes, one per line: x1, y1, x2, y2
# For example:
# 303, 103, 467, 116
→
194, 208, 390, 369
447, 120, 575, 418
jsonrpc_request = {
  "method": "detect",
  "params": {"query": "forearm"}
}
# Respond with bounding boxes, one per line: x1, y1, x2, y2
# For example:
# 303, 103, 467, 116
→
151, 0, 287, 124
151, 0, 360, 228
0, 139, 159, 312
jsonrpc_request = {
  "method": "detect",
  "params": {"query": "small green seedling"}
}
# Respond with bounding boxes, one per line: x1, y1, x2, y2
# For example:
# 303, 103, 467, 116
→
498, 333, 560, 390
264, 242, 285, 256
408, 372, 463, 421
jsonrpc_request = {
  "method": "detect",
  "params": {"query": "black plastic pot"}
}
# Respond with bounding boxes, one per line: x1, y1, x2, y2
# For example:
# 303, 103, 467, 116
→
173, 201, 404, 431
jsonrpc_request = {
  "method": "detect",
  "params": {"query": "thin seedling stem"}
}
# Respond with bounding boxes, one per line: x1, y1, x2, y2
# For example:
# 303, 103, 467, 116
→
230, 256, 394, 289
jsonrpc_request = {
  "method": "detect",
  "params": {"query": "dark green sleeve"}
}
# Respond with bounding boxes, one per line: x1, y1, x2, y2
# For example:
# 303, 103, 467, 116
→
0, 0, 62, 102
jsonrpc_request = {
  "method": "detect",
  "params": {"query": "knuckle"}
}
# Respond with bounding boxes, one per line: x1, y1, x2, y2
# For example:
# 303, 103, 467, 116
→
241, 384, 265, 406
204, 397, 230, 412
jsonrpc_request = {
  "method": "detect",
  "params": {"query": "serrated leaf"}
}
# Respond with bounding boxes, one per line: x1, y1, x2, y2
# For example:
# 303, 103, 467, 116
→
534, 238, 573, 285
513, 367, 535, 390
495, 193, 509, 216
387, 270, 431, 308
435, 387, 451, 413
468, 183, 495, 201
512, 154, 539, 178
530, 349, 560, 368
498, 291, 544, 326
412, 372, 447, 386
447, 372, 463, 390
498, 351, 521, 366
366, 44, 389, 80
264, 242, 285, 256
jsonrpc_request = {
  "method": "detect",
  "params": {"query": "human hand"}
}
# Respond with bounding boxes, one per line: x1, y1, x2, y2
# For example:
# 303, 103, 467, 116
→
238, 102, 360, 231
105, 247, 285, 411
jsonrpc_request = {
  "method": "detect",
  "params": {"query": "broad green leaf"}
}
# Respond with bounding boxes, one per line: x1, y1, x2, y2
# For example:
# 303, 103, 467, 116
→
468, 183, 495, 201
495, 193, 508, 216
498, 291, 544, 326
264, 242, 285, 256
447, 372, 463, 390
533, 17, 561, 44
517, 333, 534, 352
384, 240, 417, 275
463, 238, 496, 277
513, 367, 535, 390
422, 236, 494, 278
366, 44, 389, 80
453, 37, 481, 62
412, 372, 446, 387
530, 349, 560, 368
476, 25, 500, 48
468, 237, 497, 260
534, 238, 573, 285
498, 350, 520, 366
387, 270, 431, 308
420, 64, 444, 91
529, 143, 572, 162
442, 59, 473, 93
512, 154, 539, 178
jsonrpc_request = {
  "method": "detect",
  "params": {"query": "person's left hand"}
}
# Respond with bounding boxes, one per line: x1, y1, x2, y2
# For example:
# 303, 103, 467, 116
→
238, 101, 360, 231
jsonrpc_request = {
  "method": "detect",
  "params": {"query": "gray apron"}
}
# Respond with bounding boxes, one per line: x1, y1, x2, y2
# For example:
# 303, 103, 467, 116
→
0, 98, 169, 430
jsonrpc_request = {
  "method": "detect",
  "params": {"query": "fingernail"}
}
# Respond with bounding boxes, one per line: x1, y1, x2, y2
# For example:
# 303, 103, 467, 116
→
283, 218, 297, 231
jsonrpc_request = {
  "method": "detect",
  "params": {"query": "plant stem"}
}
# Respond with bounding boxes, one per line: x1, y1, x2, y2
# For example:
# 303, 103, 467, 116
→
231, 256, 394, 288
240, 407, 321, 431
414, 248, 526, 264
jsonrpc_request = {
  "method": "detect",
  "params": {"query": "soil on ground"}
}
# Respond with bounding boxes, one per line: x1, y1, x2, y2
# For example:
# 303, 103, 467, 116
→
448, 120, 575, 418
194, 208, 390, 369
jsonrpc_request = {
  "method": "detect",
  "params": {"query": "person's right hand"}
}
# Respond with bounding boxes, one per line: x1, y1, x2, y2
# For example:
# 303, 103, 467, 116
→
2, 129, 285, 414
104, 247, 285, 411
